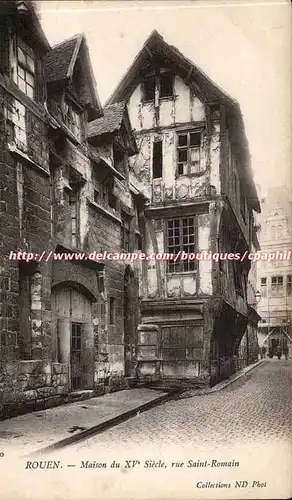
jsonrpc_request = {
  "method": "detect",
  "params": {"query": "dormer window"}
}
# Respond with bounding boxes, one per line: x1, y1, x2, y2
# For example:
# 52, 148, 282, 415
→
64, 101, 82, 141
16, 39, 35, 99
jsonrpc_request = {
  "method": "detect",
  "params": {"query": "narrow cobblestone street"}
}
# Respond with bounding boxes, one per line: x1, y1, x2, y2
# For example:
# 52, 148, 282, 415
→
62, 359, 292, 453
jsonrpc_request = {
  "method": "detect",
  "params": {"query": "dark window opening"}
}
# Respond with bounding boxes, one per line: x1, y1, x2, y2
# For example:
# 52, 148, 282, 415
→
287, 275, 292, 296
142, 74, 155, 101
121, 213, 131, 251
152, 140, 163, 179
160, 72, 174, 98
113, 147, 126, 176
109, 297, 115, 325
167, 217, 197, 273
93, 189, 99, 204
136, 233, 142, 251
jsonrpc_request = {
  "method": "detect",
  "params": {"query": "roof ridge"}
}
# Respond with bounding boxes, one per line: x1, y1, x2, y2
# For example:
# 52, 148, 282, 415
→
51, 33, 83, 50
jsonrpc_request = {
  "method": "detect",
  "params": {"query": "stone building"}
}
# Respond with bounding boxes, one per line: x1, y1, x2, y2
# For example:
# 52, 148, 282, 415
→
257, 186, 292, 358
0, 1, 142, 417
106, 31, 261, 387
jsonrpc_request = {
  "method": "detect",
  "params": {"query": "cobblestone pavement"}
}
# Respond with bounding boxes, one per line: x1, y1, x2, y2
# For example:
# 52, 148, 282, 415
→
60, 359, 292, 453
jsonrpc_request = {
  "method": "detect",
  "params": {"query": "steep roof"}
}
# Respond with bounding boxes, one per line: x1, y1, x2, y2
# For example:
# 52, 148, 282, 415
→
106, 30, 260, 213
43, 34, 80, 83
88, 102, 126, 138
106, 30, 236, 107
43, 34, 102, 119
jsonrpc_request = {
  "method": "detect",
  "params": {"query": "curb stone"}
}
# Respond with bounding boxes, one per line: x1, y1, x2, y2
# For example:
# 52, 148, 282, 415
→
26, 391, 177, 457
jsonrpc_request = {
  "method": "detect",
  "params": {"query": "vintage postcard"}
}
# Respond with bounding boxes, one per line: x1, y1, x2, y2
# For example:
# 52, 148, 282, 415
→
0, 0, 291, 499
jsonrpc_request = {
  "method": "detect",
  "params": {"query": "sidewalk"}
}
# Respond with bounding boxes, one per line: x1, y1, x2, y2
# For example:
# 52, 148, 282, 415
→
0, 360, 264, 458
0, 388, 169, 457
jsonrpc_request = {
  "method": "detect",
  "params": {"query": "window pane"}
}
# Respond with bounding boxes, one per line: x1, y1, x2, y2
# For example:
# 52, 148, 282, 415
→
178, 149, 187, 162
17, 47, 26, 65
178, 134, 187, 147
190, 132, 201, 147
18, 77, 26, 93
160, 72, 174, 98
18, 66, 25, 79
26, 85, 34, 99
26, 72, 34, 86
27, 55, 35, 73
143, 75, 155, 100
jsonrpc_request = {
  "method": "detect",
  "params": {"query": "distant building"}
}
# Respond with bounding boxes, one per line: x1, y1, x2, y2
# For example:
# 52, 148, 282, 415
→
257, 186, 292, 358
106, 31, 261, 387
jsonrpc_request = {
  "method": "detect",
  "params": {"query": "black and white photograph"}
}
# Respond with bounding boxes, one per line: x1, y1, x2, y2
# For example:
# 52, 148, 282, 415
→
0, 1, 291, 499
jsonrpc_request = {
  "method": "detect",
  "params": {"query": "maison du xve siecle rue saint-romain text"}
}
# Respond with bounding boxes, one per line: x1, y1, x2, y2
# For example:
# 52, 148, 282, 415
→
0, 0, 262, 418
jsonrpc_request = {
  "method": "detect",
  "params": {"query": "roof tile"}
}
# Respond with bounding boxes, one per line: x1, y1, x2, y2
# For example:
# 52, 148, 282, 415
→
88, 102, 125, 138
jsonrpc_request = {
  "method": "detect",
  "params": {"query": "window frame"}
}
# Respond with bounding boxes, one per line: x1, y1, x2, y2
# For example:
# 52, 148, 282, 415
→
287, 275, 292, 296
166, 216, 198, 274
121, 212, 131, 252
176, 129, 204, 176
271, 275, 284, 296
141, 70, 174, 103
64, 100, 82, 141
15, 37, 36, 100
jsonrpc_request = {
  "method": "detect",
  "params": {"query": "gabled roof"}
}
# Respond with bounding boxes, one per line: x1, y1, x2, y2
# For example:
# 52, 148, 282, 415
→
106, 30, 260, 213
88, 102, 137, 156
43, 34, 80, 83
106, 30, 236, 107
43, 34, 102, 120
88, 102, 126, 138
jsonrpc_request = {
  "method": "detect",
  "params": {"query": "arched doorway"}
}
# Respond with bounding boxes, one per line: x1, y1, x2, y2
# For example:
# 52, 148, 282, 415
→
124, 266, 137, 377
51, 283, 94, 391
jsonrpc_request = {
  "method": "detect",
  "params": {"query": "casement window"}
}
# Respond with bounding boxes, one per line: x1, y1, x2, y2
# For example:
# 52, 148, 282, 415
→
142, 70, 174, 101
121, 213, 131, 252
287, 275, 292, 296
64, 101, 81, 140
260, 277, 267, 297
271, 275, 283, 296
16, 38, 35, 99
166, 217, 197, 273
152, 140, 163, 179
177, 130, 203, 175
109, 297, 115, 325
